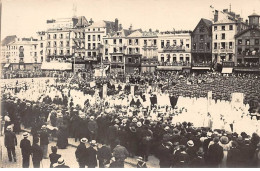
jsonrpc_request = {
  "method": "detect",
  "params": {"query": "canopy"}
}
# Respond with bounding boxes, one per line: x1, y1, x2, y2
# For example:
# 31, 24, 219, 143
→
4, 63, 10, 68
222, 67, 233, 74
157, 66, 182, 71
41, 62, 72, 70
192, 67, 211, 70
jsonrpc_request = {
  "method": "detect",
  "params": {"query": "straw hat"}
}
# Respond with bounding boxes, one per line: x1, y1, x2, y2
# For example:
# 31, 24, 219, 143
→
80, 138, 88, 143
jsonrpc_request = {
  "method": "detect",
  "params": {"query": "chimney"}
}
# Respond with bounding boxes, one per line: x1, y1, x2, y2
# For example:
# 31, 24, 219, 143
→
129, 24, 132, 31
246, 19, 248, 25
223, 9, 228, 13
115, 18, 119, 31
214, 10, 219, 22
149, 28, 152, 32
119, 24, 122, 31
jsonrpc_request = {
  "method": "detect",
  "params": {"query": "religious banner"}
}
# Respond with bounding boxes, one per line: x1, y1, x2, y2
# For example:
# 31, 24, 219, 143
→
231, 93, 244, 109
131, 85, 135, 95
103, 84, 107, 99
207, 91, 212, 106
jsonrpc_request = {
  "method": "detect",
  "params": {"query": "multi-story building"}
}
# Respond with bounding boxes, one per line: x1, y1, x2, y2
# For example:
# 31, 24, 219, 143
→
191, 18, 213, 70
157, 30, 192, 72
43, 16, 88, 71
125, 29, 143, 73
140, 30, 158, 73
1, 36, 39, 70
36, 31, 46, 64
85, 19, 119, 70
103, 28, 132, 75
234, 12, 260, 72
212, 8, 249, 72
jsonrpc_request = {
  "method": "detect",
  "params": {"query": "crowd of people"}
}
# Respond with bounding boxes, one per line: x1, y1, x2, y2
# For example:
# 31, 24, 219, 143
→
1, 69, 260, 168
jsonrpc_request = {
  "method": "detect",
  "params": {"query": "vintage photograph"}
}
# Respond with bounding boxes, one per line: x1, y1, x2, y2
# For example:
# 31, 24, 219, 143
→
0, 0, 260, 168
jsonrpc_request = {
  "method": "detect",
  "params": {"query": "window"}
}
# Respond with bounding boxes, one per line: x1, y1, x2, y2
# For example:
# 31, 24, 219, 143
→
186, 57, 190, 61
40, 43, 43, 48
229, 42, 233, 49
222, 26, 225, 30
255, 39, 259, 45
93, 43, 96, 49
34, 52, 37, 57
173, 40, 177, 45
60, 41, 63, 47
88, 35, 91, 41
214, 43, 217, 49
200, 35, 204, 41
199, 27, 204, 32
119, 56, 122, 62
60, 34, 63, 39
54, 41, 57, 47
93, 29, 95, 31
154, 39, 157, 46
135, 48, 139, 53
93, 35, 96, 41
93, 52, 96, 57
97, 35, 101, 41
229, 25, 233, 30
83, 33, 85, 39
144, 40, 147, 46
105, 48, 108, 55
88, 43, 91, 49
119, 47, 122, 52
161, 56, 164, 62
221, 33, 225, 39
60, 50, 63, 55
41, 37, 43, 40
98, 28, 100, 31
128, 58, 132, 63
246, 39, 250, 45
207, 43, 210, 50
166, 40, 170, 47
135, 39, 139, 45
215, 34, 218, 40
67, 50, 70, 54
180, 39, 183, 46
129, 39, 132, 45
238, 48, 242, 54
105, 40, 108, 44
129, 48, 132, 54
161, 40, 164, 48
54, 34, 57, 39
173, 55, 176, 62
238, 39, 242, 45
228, 54, 232, 61
119, 39, 122, 44
113, 47, 117, 53
113, 56, 116, 62
214, 26, 217, 31
199, 43, 203, 50
47, 34, 50, 39
193, 43, 196, 50
221, 42, 225, 49
186, 44, 189, 48
88, 52, 91, 57
114, 39, 117, 44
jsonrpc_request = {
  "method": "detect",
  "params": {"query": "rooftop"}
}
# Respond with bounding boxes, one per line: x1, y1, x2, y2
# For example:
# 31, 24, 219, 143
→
1, 35, 17, 46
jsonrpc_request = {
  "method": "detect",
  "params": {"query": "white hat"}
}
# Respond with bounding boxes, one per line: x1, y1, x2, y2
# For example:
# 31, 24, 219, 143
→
164, 126, 170, 131
41, 125, 47, 129
207, 132, 212, 138
6, 125, 12, 130
57, 158, 65, 165
90, 116, 95, 120
23, 132, 29, 138
80, 138, 88, 143
187, 140, 194, 147
132, 118, 138, 123
90, 140, 97, 146
137, 122, 142, 127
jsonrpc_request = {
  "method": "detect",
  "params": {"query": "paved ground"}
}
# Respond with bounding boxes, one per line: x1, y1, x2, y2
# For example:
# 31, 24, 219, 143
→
0, 132, 160, 168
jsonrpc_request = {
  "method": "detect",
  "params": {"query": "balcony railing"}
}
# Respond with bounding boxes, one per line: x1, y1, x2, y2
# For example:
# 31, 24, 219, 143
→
159, 61, 191, 66
238, 51, 260, 56
192, 62, 212, 67
236, 62, 260, 68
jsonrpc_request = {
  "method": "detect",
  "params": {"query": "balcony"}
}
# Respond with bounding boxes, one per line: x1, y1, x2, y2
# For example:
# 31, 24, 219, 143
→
84, 56, 98, 61
162, 45, 186, 52
238, 51, 260, 57
158, 61, 191, 67
212, 49, 233, 53
192, 62, 212, 67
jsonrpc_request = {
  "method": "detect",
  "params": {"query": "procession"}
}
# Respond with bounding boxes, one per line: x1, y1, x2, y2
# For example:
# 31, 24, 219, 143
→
1, 68, 260, 168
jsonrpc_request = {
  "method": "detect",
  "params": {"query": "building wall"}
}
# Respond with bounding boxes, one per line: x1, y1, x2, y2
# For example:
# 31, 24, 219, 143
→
37, 32, 46, 63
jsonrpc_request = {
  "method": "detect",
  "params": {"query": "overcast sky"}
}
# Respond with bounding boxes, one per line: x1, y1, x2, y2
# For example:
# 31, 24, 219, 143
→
1, 0, 260, 39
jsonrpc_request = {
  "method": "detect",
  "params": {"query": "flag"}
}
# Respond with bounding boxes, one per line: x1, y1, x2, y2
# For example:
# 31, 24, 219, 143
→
103, 84, 107, 99
131, 85, 135, 95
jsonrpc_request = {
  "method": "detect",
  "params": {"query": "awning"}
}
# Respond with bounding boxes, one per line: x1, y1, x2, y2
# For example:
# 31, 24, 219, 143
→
192, 67, 211, 70
41, 62, 72, 70
222, 67, 233, 73
157, 66, 182, 71
4, 64, 10, 68
234, 68, 260, 72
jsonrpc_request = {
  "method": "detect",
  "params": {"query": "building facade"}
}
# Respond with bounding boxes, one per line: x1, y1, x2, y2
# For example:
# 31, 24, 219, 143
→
1, 36, 40, 70
234, 13, 260, 72
212, 9, 249, 70
157, 31, 192, 72
191, 18, 213, 70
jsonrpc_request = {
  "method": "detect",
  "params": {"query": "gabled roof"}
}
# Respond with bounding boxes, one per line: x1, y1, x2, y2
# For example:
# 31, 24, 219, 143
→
126, 30, 143, 38
1, 35, 17, 46
235, 27, 260, 38
192, 18, 212, 35
74, 16, 88, 28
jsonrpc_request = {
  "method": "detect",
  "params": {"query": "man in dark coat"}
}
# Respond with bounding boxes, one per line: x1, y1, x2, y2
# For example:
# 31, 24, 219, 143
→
88, 116, 98, 141
112, 139, 129, 168
4, 125, 17, 162
49, 146, 61, 168
20, 132, 31, 168
86, 140, 98, 168
39, 125, 49, 159
239, 138, 256, 167
108, 124, 119, 149
31, 137, 43, 168
157, 141, 173, 168
207, 137, 224, 167
189, 147, 206, 167
97, 143, 112, 168
227, 141, 242, 168
75, 138, 88, 168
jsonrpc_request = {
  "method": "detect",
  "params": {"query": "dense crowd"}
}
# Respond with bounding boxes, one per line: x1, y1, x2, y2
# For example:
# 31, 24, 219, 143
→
1, 69, 260, 168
